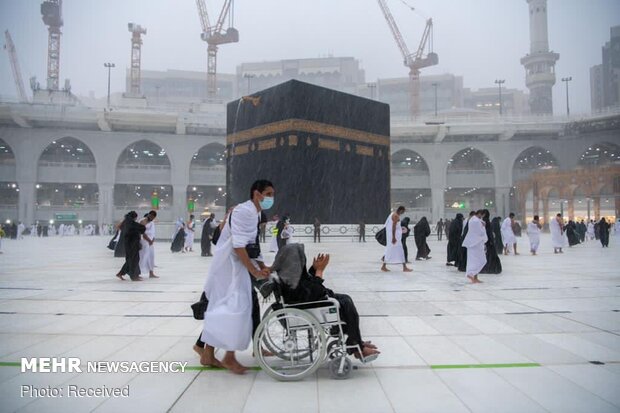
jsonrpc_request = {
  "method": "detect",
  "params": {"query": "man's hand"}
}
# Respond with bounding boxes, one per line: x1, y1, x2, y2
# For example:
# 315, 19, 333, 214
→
312, 253, 330, 272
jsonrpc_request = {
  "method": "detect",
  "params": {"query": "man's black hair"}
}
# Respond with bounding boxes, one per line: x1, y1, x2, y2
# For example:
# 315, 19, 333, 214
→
250, 179, 274, 199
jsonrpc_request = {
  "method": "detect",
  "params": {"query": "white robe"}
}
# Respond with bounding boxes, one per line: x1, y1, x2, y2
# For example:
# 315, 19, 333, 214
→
139, 220, 155, 273
527, 222, 541, 252
202, 200, 258, 351
462, 215, 487, 276
383, 213, 405, 264
185, 220, 195, 248
500, 217, 516, 248
550, 218, 565, 248
586, 223, 595, 240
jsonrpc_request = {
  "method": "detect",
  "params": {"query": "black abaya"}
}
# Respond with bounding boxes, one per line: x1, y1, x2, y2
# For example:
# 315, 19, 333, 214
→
457, 220, 470, 272
413, 218, 431, 259
491, 217, 503, 253
113, 226, 126, 258
201, 218, 214, 256
446, 216, 463, 264
566, 222, 580, 246
170, 228, 185, 252
118, 219, 146, 280
481, 213, 502, 274
599, 219, 610, 247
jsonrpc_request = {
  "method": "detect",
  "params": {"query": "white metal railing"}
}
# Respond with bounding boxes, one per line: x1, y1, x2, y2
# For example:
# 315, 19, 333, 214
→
38, 161, 96, 168
447, 169, 494, 175
36, 205, 98, 210
116, 164, 171, 170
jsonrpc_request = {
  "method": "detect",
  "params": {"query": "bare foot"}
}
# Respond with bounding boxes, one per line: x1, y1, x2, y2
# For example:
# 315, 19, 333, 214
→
403, 267, 413, 272
363, 341, 378, 349
193, 344, 204, 357
131, 276, 144, 281
221, 356, 248, 374
200, 353, 223, 368
116, 274, 125, 281
381, 266, 390, 272
149, 273, 159, 278
467, 275, 482, 284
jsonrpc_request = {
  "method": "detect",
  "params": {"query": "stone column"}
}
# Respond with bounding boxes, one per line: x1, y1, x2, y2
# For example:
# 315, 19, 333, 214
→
430, 188, 445, 223
593, 197, 601, 220
542, 197, 549, 225
172, 184, 188, 222
567, 197, 575, 220
495, 187, 511, 218
533, 192, 539, 217
98, 184, 114, 226
17, 181, 36, 225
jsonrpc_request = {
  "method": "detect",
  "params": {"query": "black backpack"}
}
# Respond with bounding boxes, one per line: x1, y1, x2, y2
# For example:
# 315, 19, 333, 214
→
211, 225, 221, 245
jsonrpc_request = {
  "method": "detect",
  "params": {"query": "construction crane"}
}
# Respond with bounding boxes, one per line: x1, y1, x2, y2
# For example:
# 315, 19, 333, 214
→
40, 0, 63, 90
376, 0, 438, 117
195, 0, 238, 98
3, 30, 28, 102
127, 23, 147, 96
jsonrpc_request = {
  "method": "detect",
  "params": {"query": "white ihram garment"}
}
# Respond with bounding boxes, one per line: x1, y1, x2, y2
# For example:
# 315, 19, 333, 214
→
527, 222, 541, 252
462, 215, 487, 277
550, 218, 565, 248
185, 220, 195, 249
500, 217, 516, 250
586, 223, 595, 240
202, 200, 259, 351
383, 213, 405, 264
139, 220, 155, 273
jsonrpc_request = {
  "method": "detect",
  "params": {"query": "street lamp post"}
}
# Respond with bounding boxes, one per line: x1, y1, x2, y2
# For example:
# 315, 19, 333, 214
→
243, 73, 255, 95
494, 79, 505, 116
367, 83, 377, 99
104, 63, 115, 108
432, 82, 439, 116
561, 76, 572, 116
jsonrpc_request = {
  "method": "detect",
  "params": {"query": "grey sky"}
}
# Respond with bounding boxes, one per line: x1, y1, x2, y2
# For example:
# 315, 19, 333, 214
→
1, 0, 618, 114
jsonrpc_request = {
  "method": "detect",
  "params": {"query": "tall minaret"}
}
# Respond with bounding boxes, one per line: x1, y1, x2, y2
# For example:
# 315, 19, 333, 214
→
520, 0, 559, 115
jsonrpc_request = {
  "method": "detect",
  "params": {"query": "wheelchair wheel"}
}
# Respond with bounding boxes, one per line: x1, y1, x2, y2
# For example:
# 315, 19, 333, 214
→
328, 355, 352, 380
254, 308, 326, 381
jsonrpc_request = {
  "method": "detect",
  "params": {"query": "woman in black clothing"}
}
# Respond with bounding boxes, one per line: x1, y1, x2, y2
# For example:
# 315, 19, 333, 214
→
271, 244, 380, 361
413, 217, 431, 260
115, 211, 146, 281
566, 220, 580, 247
401, 217, 411, 263
480, 209, 502, 274
491, 217, 503, 253
599, 218, 610, 247
170, 223, 185, 252
446, 214, 464, 266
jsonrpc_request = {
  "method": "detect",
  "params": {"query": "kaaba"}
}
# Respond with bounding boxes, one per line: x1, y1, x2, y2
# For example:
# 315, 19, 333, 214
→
226, 80, 390, 224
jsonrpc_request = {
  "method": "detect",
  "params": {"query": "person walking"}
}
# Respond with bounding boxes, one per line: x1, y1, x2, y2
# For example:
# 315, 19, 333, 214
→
527, 215, 542, 255
599, 217, 610, 247
462, 210, 487, 284
184, 214, 196, 252
381, 206, 412, 272
358, 221, 366, 242
436, 218, 444, 241
400, 217, 411, 263
139, 210, 158, 278
115, 211, 146, 281
414, 217, 432, 260
200, 180, 273, 374
501, 213, 519, 255
313, 218, 321, 243
201, 213, 217, 257
550, 213, 565, 254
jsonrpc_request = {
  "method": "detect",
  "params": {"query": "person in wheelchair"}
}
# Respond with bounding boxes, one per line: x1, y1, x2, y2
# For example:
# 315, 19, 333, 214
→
268, 244, 380, 361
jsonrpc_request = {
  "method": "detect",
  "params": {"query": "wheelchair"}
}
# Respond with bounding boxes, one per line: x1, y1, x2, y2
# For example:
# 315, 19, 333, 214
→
253, 275, 372, 381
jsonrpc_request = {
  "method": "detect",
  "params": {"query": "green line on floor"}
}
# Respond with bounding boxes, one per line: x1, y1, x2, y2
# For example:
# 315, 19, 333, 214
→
431, 363, 540, 370
0, 362, 20, 367
185, 365, 262, 371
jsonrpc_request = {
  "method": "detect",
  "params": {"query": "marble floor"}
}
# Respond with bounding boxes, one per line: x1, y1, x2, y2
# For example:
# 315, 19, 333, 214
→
0, 233, 619, 413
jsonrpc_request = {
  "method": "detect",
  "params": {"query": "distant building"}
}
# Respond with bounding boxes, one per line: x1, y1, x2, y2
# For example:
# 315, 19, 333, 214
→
463, 87, 530, 116
236, 57, 365, 96
129, 69, 237, 109
590, 26, 620, 112
375, 74, 464, 118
